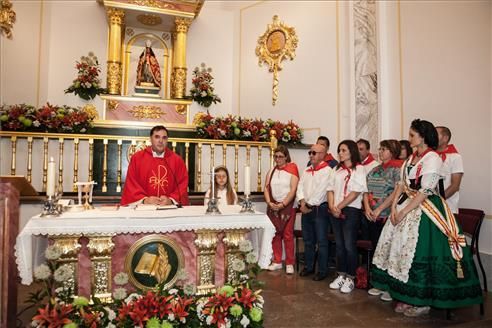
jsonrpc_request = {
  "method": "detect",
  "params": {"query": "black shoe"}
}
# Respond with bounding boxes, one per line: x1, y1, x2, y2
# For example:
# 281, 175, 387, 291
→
313, 273, 328, 281
299, 268, 315, 277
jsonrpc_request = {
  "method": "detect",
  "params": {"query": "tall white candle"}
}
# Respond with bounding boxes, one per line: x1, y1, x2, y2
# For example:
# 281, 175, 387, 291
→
46, 157, 56, 197
244, 165, 251, 196
211, 167, 215, 199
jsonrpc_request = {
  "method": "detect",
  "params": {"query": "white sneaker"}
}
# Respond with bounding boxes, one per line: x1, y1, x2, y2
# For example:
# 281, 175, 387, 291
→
267, 263, 283, 271
380, 291, 393, 302
368, 288, 383, 296
329, 275, 345, 290
340, 277, 355, 294
403, 306, 431, 317
286, 265, 294, 275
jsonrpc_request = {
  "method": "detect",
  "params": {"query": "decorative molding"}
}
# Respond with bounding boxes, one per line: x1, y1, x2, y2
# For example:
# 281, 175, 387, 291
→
0, 0, 16, 39
255, 15, 298, 106
128, 105, 166, 119
137, 13, 162, 26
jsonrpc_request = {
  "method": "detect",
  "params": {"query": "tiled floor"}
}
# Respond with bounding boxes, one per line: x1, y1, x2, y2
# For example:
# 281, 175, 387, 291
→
16, 271, 490, 327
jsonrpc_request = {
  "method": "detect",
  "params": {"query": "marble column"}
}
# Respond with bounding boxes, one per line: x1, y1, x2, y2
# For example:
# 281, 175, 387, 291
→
354, 0, 378, 147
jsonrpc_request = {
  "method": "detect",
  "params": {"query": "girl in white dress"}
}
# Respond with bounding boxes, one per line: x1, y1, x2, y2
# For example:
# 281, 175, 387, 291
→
204, 166, 238, 206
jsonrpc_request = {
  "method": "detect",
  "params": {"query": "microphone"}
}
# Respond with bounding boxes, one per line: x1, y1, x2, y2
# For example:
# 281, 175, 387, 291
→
163, 153, 183, 208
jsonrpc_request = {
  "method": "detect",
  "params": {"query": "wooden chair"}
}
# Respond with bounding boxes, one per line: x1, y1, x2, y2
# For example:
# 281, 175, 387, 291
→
445, 208, 486, 319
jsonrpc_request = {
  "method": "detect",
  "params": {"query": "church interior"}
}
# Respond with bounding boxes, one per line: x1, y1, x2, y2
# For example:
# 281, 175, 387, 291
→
0, 0, 491, 327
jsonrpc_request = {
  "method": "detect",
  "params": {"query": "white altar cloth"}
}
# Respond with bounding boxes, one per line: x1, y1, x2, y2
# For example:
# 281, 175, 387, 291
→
16, 205, 275, 285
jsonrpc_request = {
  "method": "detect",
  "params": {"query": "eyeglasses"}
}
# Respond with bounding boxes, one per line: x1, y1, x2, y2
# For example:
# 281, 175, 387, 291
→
308, 151, 321, 156
274, 155, 286, 159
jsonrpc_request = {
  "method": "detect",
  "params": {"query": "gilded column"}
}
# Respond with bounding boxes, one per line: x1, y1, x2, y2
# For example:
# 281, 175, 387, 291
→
51, 236, 82, 293
171, 17, 192, 99
222, 230, 248, 284
106, 8, 125, 95
87, 236, 115, 303
194, 230, 218, 295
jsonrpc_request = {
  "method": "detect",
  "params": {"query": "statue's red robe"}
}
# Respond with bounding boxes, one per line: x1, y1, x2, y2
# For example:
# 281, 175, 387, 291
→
120, 147, 189, 206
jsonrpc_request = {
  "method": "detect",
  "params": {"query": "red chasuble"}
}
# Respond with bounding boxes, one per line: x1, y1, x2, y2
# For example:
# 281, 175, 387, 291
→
120, 147, 189, 205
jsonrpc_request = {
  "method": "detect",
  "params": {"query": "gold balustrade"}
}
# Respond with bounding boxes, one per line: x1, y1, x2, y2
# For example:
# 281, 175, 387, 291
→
0, 131, 276, 194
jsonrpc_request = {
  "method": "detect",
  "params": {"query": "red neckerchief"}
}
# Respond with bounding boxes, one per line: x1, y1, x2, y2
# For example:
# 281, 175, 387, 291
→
437, 144, 459, 161
338, 163, 352, 196
362, 153, 376, 165
324, 153, 336, 162
410, 148, 434, 185
306, 161, 328, 176
382, 159, 404, 169
276, 162, 299, 178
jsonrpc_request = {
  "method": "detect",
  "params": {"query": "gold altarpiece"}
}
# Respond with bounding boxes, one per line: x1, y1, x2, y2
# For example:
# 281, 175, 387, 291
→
99, 0, 204, 129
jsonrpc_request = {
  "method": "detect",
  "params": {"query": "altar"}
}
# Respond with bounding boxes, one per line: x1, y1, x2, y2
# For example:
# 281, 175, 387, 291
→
16, 205, 275, 299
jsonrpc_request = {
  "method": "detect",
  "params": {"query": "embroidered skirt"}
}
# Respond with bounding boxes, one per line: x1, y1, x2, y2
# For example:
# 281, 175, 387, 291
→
371, 195, 483, 308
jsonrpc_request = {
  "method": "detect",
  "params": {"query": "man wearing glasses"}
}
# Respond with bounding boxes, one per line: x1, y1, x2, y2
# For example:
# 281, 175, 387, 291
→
297, 144, 334, 281
121, 125, 189, 206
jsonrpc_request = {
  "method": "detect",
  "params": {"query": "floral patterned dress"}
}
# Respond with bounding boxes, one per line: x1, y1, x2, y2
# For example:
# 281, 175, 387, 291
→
371, 151, 482, 308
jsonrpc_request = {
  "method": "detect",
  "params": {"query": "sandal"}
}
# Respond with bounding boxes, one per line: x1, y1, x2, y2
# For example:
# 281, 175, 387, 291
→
394, 302, 412, 313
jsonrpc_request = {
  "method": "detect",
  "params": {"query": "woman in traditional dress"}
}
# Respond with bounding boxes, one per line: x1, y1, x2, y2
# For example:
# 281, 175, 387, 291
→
364, 139, 403, 302
264, 145, 299, 275
371, 119, 482, 317
328, 140, 367, 294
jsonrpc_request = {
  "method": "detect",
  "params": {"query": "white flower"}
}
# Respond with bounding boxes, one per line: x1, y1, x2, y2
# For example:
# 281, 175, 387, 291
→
55, 287, 64, 294
206, 315, 214, 325
238, 240, 253, 253
53, 264, 73, 282
239, 274, 249, 281
45, 245, 62, 260
183, 284, 196, 296
113, 287, 127, 300
31, 320, 40, 327
246, 252, 258, 264
33, 264, 51, 280
240, 315, 250, 327
232, 259, 246, 272
226, 319, 231, 328
124, 292, 140, 304
200, 91, 207, 97
168, 313, 175, 322
168, 288, 178, 295
180, 318, 186, 323
33, 120, 40, 127
175, 268, 188, 281
104, 307, 116, 320
113, 272, 128, 285
80, 128, 86, 133
105, 324, 116, 328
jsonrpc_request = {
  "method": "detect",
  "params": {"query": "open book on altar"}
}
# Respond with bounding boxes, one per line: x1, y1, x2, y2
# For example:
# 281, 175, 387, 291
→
135, 204, 178, 211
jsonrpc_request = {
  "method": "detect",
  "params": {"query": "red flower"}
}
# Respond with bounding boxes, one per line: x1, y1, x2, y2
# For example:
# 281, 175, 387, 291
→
32, 303, 74, 328
235, 287, 256, 309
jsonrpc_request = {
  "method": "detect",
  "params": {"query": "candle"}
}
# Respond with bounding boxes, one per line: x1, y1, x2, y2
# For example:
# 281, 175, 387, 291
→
211, 166, 215, 199
77, 183, 82, 205
46, 157, 56, 197
244, 165, 251, 196
89, 182, 94, 203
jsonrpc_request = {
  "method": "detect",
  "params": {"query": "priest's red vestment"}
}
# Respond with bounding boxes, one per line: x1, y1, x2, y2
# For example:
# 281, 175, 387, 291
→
120, 147, 189, 205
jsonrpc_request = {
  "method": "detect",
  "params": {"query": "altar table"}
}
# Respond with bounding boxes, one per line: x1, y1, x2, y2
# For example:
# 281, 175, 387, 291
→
16, 205, 275, 298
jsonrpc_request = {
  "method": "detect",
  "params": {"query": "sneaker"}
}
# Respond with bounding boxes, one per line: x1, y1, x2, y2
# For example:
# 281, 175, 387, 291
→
380, 291, 393, 302
267, 263, 283, 271
368, 288, 384, 296
403, 306, 431, 317
329, 275, 345, 290
394, 302, 412, 313
286, 265, 294, 275
340, 277, 355, 294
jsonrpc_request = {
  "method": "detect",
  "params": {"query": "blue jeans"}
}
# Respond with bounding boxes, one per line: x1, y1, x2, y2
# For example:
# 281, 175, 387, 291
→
330, 206, 361, 277
301, 203, 330, 274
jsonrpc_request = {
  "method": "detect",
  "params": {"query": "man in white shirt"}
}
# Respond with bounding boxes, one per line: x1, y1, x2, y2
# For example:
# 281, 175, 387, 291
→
436, 126, 464, 213
297, 144, 334, 281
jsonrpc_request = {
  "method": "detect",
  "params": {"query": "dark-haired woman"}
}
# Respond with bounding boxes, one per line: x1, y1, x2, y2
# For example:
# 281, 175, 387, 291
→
399, 140, 412, 160
371, 119, 482, 317
328, 140, 367, 294
364, 139, 403, 302
264, 145, 299, 275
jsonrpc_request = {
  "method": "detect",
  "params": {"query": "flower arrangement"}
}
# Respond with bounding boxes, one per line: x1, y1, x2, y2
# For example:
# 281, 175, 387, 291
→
0, 103, 98, 133
29, 239, 264, 328
65, 52, 106, 100
193, 112, 303, 145
190, 63, 221, 110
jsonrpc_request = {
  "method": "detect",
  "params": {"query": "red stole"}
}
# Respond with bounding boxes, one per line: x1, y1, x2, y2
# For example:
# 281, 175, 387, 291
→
120, 147, 189, 205
362, 153, 376, 166
382, 159, 404, 169
276, 162, 299, 178
437, 144, 459, 161
306, 161, 328, 175
324, 153, 336, 163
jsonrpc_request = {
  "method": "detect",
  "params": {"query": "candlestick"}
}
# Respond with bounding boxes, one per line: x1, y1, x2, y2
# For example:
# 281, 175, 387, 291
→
244, 165, 251, 196
46, 157, 56, 197
211, 166, 215, 199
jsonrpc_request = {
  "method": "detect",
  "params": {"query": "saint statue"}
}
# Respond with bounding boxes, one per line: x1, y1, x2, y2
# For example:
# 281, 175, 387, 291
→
136, 40, 161, 88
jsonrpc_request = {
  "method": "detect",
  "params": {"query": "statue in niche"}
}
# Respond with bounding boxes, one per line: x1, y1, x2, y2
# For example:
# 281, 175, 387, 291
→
135, 40, 161, 97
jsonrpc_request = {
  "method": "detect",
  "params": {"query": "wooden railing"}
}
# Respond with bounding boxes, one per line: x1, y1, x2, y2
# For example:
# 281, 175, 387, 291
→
0, 131, 277, 195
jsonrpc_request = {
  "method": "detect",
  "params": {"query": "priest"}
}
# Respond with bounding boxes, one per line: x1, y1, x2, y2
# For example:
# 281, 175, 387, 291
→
121, 125, 189, 206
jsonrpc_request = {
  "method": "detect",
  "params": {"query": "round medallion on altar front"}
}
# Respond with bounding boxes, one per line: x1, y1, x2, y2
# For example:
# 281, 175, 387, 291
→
124, 234, 184, 290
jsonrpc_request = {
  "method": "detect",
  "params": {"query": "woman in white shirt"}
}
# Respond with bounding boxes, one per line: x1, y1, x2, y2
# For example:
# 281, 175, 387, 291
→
264, 145, 299, 275
328, 140, 367, 294
204, 166, 238, 206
